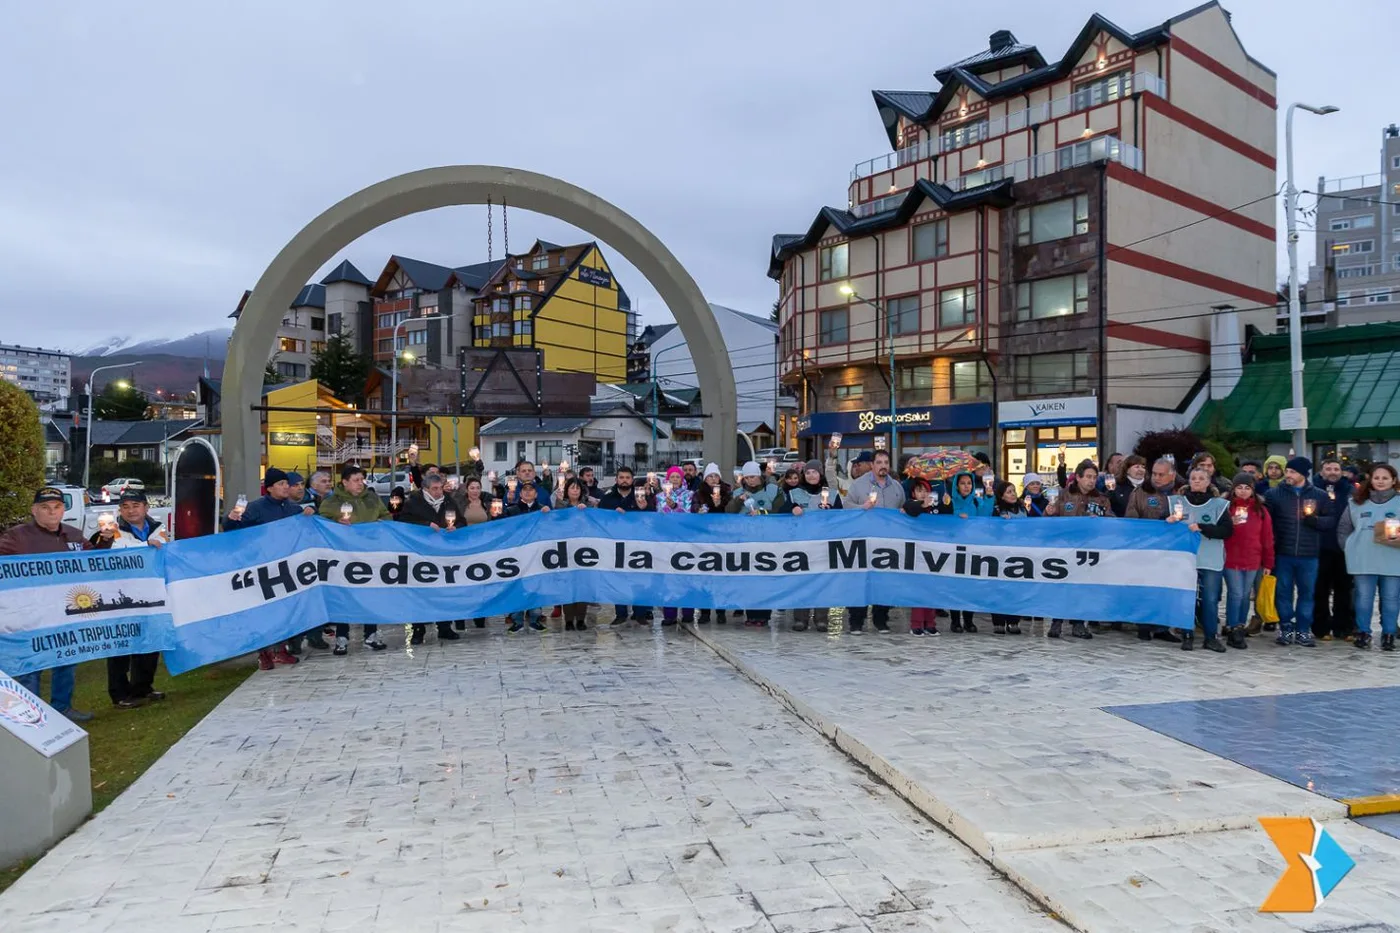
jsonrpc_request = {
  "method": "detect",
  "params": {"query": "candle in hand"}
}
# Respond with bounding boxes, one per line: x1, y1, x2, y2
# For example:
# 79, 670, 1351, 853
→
820, 488, 829, 507
1303, 500, 1316, 516
340, 502, 354, 519
1173, 501, 1184, 520
1234, 506, 1248, 524
490, 500, 503, 517
445, 510, 457, 530
868, 489, 878, 504
1386, 517, 1399, 540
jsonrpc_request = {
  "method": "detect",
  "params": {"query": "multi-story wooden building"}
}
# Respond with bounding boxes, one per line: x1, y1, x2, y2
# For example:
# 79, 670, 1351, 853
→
770, 2, 1276, 487
469, 239, 634, 383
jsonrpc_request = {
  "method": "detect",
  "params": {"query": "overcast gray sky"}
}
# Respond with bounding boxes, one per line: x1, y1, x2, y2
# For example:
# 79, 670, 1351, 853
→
1, 0, 1394, 346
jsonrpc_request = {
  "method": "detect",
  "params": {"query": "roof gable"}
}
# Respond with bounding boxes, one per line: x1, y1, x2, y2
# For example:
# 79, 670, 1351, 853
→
291, 284, 325, 309
320, 260, 372, 287
372, 255, 456, 295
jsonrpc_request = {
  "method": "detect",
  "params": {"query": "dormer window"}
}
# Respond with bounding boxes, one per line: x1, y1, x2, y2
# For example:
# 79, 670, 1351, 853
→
532, 254, 548, 271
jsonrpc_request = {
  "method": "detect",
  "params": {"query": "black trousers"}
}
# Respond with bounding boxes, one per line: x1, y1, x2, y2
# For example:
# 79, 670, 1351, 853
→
108, 652, 159, 702
848, 605, 890, 630
1313, 550, 1354, 637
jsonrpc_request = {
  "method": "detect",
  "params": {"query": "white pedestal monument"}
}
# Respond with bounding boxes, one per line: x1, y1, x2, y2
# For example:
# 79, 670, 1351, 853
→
0, 672, 92, 867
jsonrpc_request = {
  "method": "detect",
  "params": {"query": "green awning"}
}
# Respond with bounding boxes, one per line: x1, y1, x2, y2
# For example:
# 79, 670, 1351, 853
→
1193, 349, 1400, 442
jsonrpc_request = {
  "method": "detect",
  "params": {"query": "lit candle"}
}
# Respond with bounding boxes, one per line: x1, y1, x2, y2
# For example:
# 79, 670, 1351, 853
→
1386, 517, 1399, 540
1327, 485, 1337, 500
1303, 499, 1316, 516
559, 459, 569, 471
1023, 493, 1032, 510
507, 477, 517, 493
634, 488, 646, 506
1234, 506, 1248, 524
746, 498, 759, 514
1173, 501, 1184, 520
868, 489, 878, 504
711, 486, 721, 504
1104, 475, 1116, 492
982, 474, 995, 493
820, 488, 829, 507
488, 470, 498, 484
490, 500, 503, 517
469, 446, 480, 460
647, 471, 656, 486
444, 510, 457, 530
661, 480, 672, 495
340, 502, 354, 519
232, 494, 248, 518
830, 432, 843, 449
767, 458, 777, 473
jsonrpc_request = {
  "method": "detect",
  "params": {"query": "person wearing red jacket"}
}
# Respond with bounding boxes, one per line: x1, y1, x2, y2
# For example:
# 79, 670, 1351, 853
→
1223, 473, 1274, 649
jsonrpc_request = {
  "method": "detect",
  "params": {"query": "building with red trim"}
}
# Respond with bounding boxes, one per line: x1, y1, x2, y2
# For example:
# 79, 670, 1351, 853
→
769, 2, 1275, 487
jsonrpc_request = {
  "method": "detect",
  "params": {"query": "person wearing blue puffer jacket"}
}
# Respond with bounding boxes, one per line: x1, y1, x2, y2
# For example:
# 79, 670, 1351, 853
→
944, 470, 993, 632
1263, 456, 1334, 647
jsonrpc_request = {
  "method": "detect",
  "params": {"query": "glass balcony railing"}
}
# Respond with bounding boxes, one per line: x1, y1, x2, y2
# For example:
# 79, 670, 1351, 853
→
850, 70, 1165, 184
849, 192, 909, 218
942, 135, 1143, 192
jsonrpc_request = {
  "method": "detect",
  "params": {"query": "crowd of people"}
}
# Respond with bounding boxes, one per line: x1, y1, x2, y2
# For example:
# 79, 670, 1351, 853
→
4, 441, 1397, 718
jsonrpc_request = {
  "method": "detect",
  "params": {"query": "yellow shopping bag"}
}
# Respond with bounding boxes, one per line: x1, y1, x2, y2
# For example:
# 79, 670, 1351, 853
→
1256, 571, 1279, 624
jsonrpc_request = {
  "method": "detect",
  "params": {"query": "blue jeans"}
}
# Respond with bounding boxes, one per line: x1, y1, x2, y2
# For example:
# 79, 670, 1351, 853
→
1353, 574, 1400, 636
15, 664, 76, 712
1197, 569, 1224, 640
509, 608, 543, 625
1223, 568, 1260, 631
1273, 556, 1319, 634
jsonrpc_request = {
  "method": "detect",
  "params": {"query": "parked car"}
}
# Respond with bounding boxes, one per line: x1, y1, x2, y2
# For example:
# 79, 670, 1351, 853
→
369, 470, 415, 497
781, 450, 804, 463
100, 478, 145, 497
754, 447, 794, 460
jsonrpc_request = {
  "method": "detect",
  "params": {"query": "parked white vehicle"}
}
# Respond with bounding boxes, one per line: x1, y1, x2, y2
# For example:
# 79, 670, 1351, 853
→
369, 470, 415, 497
58, 486, 172, 539
100, 478, 145, 497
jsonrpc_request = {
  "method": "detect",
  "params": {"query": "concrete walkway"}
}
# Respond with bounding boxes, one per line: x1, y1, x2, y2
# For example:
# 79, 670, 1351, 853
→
0, 621, 1062, 933
688, 612, 1400, 932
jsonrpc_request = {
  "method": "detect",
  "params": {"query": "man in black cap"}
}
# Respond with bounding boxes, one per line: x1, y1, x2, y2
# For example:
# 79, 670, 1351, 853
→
88, 490, 168, 708
222, 469, 308, 668
0, 487, 115, 721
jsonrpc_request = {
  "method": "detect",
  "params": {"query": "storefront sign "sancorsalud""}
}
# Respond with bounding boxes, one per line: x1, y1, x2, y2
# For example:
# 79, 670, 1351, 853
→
857, 409, 933, 431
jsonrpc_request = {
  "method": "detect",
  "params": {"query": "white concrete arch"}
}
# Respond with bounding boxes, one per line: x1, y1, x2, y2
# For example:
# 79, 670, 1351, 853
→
223, 165, 737, 498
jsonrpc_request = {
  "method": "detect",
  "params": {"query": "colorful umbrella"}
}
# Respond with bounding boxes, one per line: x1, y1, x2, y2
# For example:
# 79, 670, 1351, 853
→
904, 448, 981, 481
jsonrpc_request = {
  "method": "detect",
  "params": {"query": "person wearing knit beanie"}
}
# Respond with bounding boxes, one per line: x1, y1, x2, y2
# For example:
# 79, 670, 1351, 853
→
1286, 456, 1312, 477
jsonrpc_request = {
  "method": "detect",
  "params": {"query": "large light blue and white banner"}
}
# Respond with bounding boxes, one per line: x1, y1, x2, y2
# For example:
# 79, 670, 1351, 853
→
0, 548, 175, 677
161, 512, 1200, 673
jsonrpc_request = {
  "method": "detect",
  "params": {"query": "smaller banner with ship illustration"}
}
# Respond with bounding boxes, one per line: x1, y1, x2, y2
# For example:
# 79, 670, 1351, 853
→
0, 548, 174, 677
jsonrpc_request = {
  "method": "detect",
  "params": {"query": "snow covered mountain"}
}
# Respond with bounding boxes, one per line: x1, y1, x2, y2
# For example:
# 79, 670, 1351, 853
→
69, 328, 231, 361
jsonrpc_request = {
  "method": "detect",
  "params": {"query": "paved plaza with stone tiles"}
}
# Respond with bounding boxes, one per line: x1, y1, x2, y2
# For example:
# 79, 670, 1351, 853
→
3, 610, 1400, 932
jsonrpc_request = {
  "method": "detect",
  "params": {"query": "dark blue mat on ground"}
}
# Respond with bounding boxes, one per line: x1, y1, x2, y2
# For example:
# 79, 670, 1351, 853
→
1104, 686, 1400, 800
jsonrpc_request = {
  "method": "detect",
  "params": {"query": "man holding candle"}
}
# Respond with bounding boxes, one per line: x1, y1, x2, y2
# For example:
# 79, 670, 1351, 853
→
396, 472, 464, 645
845, 450, 905, 634
599, 466, 654, 625
502, 459, 552, 508
319, 465, 393, 654
1263, 457, 1332, 647
1310, 457, 1356, 641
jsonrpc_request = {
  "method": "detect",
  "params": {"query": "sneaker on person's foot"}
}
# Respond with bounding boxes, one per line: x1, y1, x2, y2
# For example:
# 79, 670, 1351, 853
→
1295, 631, 1317, 647
1226, 627, 1248, 649
529, 620, 547, 632
56, 707, 93, 723
874, 623, 891, 634
271, 647, 300, 665
365, 633, 387, 651
508, 620, 525, 633
849, 628, 864, 636
258, 649, 275, 670
1007, 622, 1021, 635
1274, 630, 1295, 646
951, 620, 964, 633
1071, 622, 1093, 639
1181, 634, 1194, 651
437, 626, 461, 641
1382, 633, 1396, 651
1202, 637, 1227, 653
910, 628, 925, 637
992, 621, 1006, 634
964, 619, 979, 633
1047, 620, 1063, 639
306, 632, 330, 650
333, 636, 349, 656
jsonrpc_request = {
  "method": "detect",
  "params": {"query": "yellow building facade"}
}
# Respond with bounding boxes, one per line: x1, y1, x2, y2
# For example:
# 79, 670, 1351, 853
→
472, 240, 631, 382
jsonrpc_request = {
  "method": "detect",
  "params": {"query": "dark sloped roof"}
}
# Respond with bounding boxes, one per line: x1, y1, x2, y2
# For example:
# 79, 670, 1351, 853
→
869, 11, 1173, 147
390, 255, 457, 292
768, 179, 1015, 278
451, 259, 506, 291
535, 240, 564, 252
940, 33, 1045, 75
111, 419, 202, 444
291, 284, 325, 309
479, 416, 591, 436
320, 260, 372, 287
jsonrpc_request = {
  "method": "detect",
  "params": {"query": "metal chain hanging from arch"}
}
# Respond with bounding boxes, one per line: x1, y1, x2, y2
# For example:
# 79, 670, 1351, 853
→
501, 196, 509, 256
486, 196, 493, 261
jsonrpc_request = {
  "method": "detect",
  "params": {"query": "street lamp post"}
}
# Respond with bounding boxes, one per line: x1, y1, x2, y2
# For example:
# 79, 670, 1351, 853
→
1284, 101, 1339, 457
388, 315, 426, 470
83, 361, 143, 490
650, 342, 689, 470
839, 285, 897, 457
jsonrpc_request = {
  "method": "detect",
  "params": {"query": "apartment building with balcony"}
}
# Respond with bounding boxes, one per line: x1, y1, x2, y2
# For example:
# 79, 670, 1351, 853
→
0, 343, 70, 409
770, 2, 1276, 488
469, 239, 634, 382
1301, 124, 1400, 329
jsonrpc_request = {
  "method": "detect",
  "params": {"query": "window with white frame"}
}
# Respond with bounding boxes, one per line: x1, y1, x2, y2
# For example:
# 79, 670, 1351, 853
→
819, 308, 848, 344
532, 254, 548, 270
1015, 274, 1089, 322
1330, 216, 1375, 231
536, 441, 563, 465
1072, 71, 1132, 110
819, 244, 848, 281
889, 295, 920, 335
1365, 289, 1393, 304
1017, 196, 1090, 245
493, 442, 508, 461
938, 285, 977, 329
1337, 265, 1376, 279
912, 220, 949, 261
940, 120, 988, 150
